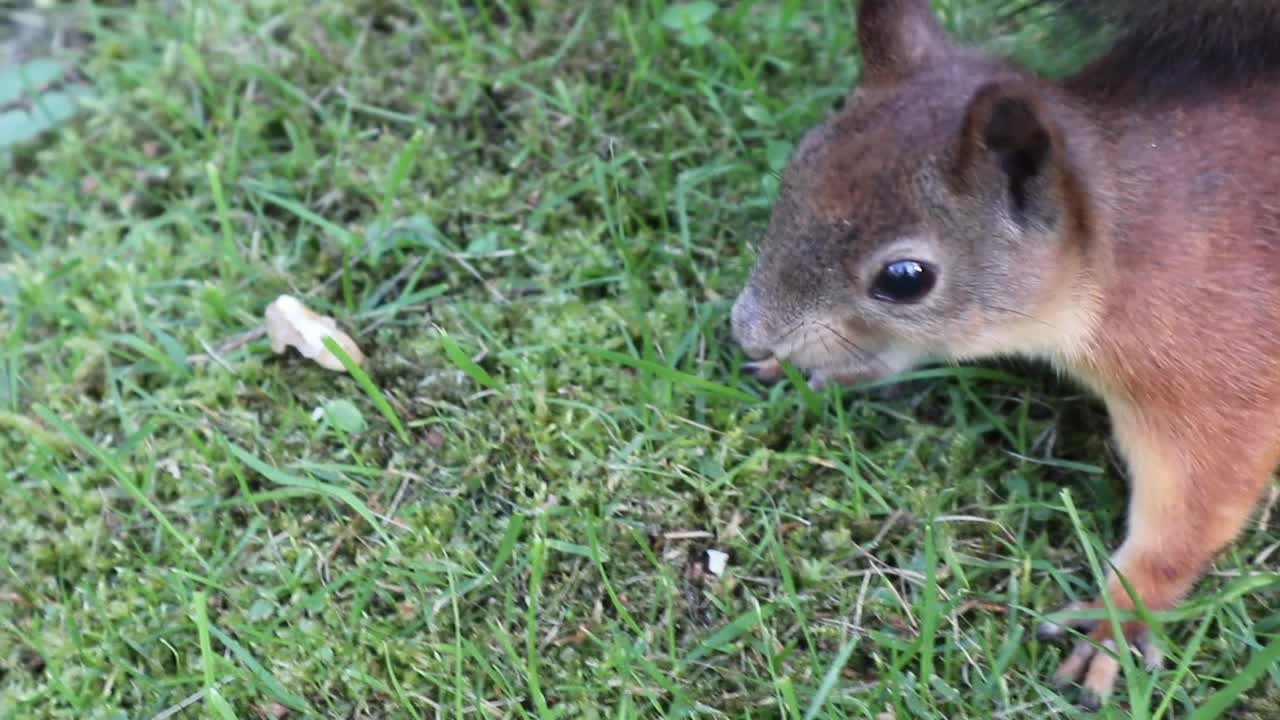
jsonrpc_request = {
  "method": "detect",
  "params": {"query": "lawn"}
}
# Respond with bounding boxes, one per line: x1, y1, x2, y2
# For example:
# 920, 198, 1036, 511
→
1, 1, 1278, 718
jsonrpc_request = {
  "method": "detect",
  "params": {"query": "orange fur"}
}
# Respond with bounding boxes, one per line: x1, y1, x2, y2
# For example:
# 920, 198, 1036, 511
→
730, 0, 1280, 708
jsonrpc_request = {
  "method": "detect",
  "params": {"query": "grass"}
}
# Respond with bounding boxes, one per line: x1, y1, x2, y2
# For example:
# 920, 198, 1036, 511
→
1, 1, 1278, 718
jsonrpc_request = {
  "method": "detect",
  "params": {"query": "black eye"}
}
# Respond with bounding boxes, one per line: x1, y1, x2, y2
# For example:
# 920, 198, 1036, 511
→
871, 260, 936, 303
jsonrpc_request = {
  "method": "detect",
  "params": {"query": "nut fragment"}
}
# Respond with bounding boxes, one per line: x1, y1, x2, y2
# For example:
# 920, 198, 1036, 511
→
706, 549, 729, 576
264, 295, 365, 372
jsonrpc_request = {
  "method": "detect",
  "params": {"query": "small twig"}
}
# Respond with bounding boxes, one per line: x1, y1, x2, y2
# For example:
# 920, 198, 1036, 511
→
1254, 541, 1280, 566
196, 337, 236, 373
1257, 484, 1279, 531
186, 326, 266, 365
449, 251, 507, 304
387, 473, 412, 519
855, 509, 913, 555
149, 678, 232, 720
853, 573, 872, 630
951, 600, 1009, 618
662, 530, 714, 541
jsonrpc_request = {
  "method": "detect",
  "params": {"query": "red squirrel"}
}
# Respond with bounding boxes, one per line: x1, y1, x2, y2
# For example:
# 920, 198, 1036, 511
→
729, 0, 1280, 709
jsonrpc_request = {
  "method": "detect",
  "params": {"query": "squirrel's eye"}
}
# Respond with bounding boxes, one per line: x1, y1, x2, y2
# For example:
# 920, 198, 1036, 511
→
870, 260, 936, 304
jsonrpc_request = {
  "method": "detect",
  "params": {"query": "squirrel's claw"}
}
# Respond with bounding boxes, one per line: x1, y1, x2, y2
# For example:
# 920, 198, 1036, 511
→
1036, 600, 1096, 641
1041, 602, 1163, 711
743, 357, 785, 384
743, 357, 876, 391
808, 367, 877, 391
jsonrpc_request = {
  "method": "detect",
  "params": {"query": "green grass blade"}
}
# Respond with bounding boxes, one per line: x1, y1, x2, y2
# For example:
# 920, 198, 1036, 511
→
380, 129, 424, 217
680, 603, 778, 669
206, 162, 236, 278
804, 638, 860, 720
208, 625, 313, 712
569, 343, 756, 402
437, 327, 501, 391
34, 404, 208, 571
321, 336, 410, 442
1187, 635, 1280, 720
207, 689, 239, 720
1061, 490, 1146, 715
226, 442, 396, 548
1152, 607, 1218, 720
193, 591, 216, 689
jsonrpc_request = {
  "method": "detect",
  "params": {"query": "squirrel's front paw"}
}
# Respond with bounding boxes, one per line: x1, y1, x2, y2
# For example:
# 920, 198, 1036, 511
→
743, 357, 785, 384
1038, 600, 1162, 711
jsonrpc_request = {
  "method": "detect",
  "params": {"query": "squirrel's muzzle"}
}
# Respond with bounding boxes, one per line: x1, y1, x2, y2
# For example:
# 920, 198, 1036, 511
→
729, 284, 776, 361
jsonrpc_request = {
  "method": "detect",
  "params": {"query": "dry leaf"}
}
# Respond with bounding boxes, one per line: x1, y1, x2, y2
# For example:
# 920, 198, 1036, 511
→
264, 294, 365, 372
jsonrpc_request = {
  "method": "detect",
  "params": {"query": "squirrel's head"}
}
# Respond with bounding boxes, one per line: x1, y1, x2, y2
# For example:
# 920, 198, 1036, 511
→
730, 0, 1098, 389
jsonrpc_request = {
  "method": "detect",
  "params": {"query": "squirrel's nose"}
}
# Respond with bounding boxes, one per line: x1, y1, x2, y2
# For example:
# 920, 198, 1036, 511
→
730, 286, 774, 360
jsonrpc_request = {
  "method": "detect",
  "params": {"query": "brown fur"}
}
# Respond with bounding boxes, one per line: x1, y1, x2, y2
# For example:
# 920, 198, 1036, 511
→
730, 0, 1280, 708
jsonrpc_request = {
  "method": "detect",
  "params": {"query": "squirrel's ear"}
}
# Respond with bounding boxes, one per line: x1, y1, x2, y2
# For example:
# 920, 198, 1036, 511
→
952, 82, 1059, 222
857, 0, 953, 82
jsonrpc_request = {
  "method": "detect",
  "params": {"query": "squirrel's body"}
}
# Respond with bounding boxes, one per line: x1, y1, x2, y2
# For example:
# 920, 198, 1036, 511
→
730, 0, 1280, 708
